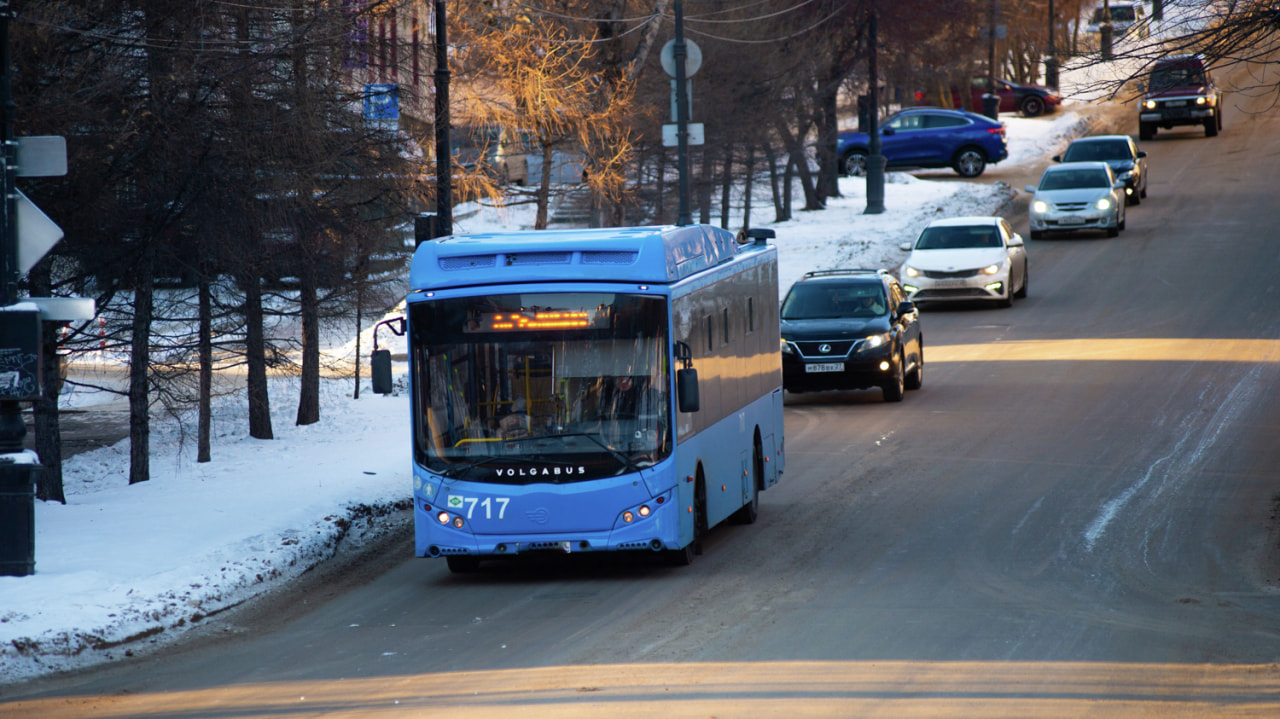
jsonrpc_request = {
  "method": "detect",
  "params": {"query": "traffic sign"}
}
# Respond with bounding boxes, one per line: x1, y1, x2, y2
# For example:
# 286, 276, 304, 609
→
660, 39, 702, 78
15, 136, 66, 178
663, 123, 704, 147
15, 189, 63, 275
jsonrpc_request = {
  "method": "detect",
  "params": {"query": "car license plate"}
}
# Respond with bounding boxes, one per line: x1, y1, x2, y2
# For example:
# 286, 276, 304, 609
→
1166, 100, 1186, 107
805, 363, 843, 373
1060, 216, 1085, 225
933, 279, 967, 288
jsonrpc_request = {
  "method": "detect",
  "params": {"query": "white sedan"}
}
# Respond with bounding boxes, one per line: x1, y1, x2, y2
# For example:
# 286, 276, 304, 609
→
898, 216, 1028, 308
1025, 162, 1127, 239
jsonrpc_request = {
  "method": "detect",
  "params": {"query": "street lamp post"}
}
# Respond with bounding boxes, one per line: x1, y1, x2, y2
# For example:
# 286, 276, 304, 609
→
433, 0, 452, 238
864, 8, 884, 215
1046, 0, 1059, 89
673, 0, 692, 226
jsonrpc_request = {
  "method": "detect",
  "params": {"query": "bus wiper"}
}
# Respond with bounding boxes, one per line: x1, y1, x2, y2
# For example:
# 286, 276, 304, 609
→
439, 456, 501, 479
525, 432, 640, 475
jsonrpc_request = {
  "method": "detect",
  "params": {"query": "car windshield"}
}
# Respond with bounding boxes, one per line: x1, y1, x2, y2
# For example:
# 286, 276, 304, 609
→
1039, 168, 1110, 190
1062, 140, 1131, 162
1092, 6, 1135, 23
1150, 64, 1206, 88
915, 226, 1002, 250
781, 282, 887, 320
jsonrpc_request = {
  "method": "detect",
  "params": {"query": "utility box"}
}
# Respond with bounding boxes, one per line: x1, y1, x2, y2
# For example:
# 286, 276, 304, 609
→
0, 461, 39, 576
0, 307, 43, 401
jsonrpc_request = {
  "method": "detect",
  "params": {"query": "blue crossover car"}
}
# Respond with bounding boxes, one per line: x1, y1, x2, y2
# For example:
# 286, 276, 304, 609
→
838, 107, 1009, 178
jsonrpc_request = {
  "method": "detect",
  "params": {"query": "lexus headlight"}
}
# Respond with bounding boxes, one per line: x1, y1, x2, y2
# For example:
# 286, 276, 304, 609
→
860, 332, 891, 351
903, 265, 920, 278
1032, 200, 1048, 213
1095, 197, 1112, 211
781, 338, 795, 356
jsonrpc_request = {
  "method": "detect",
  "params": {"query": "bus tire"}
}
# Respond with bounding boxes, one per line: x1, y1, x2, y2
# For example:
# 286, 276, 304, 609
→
665, 543, 695, 566
667, 470, 708, 565
730, 437, 764, 525
446, 555, 480, 574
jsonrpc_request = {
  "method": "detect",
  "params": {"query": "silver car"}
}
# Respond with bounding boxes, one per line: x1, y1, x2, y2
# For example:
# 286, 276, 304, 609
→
898, 216, 1029, 308
1025, 162, 1127, 239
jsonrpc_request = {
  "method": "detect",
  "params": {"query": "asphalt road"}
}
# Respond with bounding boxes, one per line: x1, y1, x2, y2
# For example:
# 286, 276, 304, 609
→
6, 77, 1280, 718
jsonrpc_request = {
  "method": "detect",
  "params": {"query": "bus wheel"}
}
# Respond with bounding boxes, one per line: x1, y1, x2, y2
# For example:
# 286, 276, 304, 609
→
664, 543, 695, 566
667, 471, 707, 565
446, 555, 480, 574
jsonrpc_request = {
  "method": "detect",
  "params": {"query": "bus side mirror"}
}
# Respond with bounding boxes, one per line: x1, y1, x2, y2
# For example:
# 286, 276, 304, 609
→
371, 349, 393, 395
677, 368, 700, 413
674, 340, 699, 413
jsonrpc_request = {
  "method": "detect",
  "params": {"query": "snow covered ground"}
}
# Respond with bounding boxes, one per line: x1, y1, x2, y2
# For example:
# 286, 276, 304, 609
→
0, 105, 1098, 685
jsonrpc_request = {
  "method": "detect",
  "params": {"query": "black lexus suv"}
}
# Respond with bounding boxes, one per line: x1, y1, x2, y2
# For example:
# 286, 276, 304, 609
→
779, 269, 923, 402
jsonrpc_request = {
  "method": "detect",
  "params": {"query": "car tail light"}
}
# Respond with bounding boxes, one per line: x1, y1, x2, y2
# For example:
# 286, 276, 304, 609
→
987, 126, 1006, 136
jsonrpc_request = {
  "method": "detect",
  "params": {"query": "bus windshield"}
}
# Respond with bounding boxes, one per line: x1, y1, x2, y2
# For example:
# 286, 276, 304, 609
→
409, 292, 671, 484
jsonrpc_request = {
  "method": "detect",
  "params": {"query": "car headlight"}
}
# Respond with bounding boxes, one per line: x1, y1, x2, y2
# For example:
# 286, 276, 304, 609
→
903, 265, 920, 278
781, 339, 795, 356
1095, 197, 1112, 210
1143, 99, 1157, 110
1195, 96, 1206, 105
982, 263, 1002, 275
859, 332, 891, 351
1032, 200, 1048, 213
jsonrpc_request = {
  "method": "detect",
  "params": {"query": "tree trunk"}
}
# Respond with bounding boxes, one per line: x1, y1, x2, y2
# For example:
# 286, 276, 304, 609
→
767, 141, 787, 223
535, 144, 553, 230
129, 251, 155, 484
742, 144, 755, 231
197, 272, 212, 462
244, 275, 273, 440
29, 261, 64, 503
719, 144, 733, 230
815, 87, 841, 202
296, 264, 320, 425
697, 149, 713, 225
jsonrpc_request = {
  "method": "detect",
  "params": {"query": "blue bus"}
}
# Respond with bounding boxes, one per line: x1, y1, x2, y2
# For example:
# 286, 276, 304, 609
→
402, 224, 784, 572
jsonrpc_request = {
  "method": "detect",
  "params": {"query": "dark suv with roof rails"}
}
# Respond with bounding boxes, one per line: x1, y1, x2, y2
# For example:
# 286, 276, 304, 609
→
1139, 54, 1222, 140
779, 269, 923, 402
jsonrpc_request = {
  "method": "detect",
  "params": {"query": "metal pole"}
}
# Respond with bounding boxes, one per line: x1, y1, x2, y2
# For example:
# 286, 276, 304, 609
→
1046, 0, 1058, 89
1100, 0, 1113, 61
1, 0, 16, 305
673, 0, 692, 226
987, 0, 997, 94
433, 0, 452, 237
864, 8, 884, 215
0, 0, 25, 455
